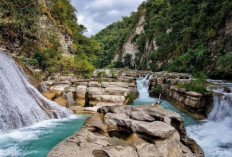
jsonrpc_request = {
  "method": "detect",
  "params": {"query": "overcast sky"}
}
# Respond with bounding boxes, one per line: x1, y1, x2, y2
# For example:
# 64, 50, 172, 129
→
71, 0, 144, 37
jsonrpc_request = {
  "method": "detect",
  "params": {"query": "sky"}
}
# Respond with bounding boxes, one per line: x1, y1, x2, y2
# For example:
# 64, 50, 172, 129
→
71, 0, 145, 37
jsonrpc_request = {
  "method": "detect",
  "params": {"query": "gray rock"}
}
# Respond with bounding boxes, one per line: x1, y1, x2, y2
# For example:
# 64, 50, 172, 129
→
48, 105, 204, 157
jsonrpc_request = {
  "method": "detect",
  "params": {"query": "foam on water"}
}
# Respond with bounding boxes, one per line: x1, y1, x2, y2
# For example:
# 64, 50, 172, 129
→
0, 115, 88, 157
187, 80, 232, 157
0, 51, 72, 133
134, 76, 232, 156
133, 75, 197, 126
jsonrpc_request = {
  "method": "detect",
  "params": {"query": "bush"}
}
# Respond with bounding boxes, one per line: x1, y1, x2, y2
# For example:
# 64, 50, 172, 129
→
149, 84, 162, 95
19, 57, 38, 66
217, 52, 232, 73
97, 71, 107, 78
125, 93, 135, 104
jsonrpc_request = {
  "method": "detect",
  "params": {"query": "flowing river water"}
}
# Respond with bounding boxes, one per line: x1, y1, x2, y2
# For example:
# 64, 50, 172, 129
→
0, 51, 231, 157
134, 76, 232, 157
0, 51, 89, 157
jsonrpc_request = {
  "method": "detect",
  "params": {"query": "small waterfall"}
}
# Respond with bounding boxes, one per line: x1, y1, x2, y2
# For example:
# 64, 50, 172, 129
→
0, 51, 72, 133
187, 80, 232, 157
208, 80, 232, 121
136, 74, 150, 98
208, 93, 232, 121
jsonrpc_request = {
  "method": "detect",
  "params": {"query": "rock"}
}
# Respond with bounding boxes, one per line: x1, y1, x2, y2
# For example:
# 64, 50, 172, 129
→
101, 82, 110, 88
186, 91, 203, 98
50, 84, 70, 92
171, 86, 187, 93
44, 81, 54, 86
185, 96, 200, 108
178, 79, 191, 84
42, 91, 56, 100
52, 90, 63, 96
54, 97, 68, 107
105, 87, 129, 96
48, 105, 204, 157
76, 86, 87, 107
89, 81, 101, 87
68, 106, 95, 114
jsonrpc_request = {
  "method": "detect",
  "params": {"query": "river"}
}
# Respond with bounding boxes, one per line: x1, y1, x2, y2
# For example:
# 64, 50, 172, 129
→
133, 76, 232, 157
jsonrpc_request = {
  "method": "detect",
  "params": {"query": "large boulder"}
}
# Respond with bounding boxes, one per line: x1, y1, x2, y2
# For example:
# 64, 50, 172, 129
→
48, 105, 204, 157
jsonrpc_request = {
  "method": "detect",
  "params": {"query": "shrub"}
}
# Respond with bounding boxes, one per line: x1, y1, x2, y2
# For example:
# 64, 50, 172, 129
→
126, 93, 135, 104
96, 71, 107, 78
149, 84, 162, 95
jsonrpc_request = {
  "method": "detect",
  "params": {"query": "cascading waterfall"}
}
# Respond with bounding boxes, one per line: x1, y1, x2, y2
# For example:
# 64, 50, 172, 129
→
187, 80, 232, 157
136, 75, 232, 156
136, 74, 150, 98
0, 51, 72, 133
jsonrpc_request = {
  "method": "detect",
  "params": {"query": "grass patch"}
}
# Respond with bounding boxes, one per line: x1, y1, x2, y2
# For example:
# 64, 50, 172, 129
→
175, 80, 206, 93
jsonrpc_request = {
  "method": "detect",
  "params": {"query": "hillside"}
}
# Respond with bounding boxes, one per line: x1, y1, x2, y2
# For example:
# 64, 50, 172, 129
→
0, 0, 100, 78
93, 0, 232, 79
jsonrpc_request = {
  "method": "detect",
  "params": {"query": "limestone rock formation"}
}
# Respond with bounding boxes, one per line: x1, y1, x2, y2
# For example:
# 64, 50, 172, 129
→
42, 69, 142, 110
149, 72, 212, 119
48, 105, 204, 157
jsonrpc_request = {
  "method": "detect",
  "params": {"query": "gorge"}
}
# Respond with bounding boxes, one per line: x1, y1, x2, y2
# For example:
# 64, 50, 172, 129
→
0, 0, 232, 157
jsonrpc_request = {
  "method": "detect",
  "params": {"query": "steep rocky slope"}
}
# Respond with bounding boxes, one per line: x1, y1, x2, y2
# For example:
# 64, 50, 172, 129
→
0, 0, 100, 76
94, 0, 232, 79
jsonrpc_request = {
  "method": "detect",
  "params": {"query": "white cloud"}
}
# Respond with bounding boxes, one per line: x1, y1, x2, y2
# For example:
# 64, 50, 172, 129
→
71, 0, 145, 37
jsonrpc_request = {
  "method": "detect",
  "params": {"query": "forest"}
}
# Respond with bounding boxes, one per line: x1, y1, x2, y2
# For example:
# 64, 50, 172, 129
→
93, 0, 232, 79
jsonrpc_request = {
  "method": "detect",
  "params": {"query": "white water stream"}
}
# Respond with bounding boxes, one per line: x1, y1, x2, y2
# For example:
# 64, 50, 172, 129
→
136, 76, 232, 157
187, 80, 232, 157
0, 51, 72, 133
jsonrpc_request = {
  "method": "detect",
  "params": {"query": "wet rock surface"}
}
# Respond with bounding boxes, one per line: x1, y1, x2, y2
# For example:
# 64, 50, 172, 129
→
48, 105, 204, 157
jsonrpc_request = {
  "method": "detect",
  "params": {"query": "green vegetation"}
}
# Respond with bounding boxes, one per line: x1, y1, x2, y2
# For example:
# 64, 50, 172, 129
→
92, 11, 143, 68
149, 84, 162, 95
94, 0, 232, 79
175, 72, 207, 93
0, 0, 100, 77
125, 93, 135, 104
96, 71, 107, 78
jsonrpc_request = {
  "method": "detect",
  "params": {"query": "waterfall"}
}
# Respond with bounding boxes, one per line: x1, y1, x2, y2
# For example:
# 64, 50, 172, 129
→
0, 51, 72, 133
187, 80, 232, 157
207, 80, 232, 121
136, 74, 150, 98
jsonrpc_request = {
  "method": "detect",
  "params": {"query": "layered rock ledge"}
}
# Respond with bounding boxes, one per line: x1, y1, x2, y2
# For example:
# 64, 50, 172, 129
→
149, 72, 212, 119
48, 105, 204, 157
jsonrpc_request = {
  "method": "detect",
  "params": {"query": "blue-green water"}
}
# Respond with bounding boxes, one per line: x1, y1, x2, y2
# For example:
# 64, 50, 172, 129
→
131, 96, 198, 126
0, 115, 89, 157
134, 78, 232, 157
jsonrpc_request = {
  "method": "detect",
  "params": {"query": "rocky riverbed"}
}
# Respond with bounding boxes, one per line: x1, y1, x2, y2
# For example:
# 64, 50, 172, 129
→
40, 69, 152, 113
48, 105, 204, 157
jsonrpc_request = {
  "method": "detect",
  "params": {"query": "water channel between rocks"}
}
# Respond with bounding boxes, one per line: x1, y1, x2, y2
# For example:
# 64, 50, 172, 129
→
0, 65, 231, 157
133, 76, 232, 157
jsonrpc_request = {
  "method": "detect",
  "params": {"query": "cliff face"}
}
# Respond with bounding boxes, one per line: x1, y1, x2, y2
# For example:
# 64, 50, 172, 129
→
94, 0, 232, 79
0, 0, 99, 77
0, 0, 74, 57
113, 15, 146, 67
